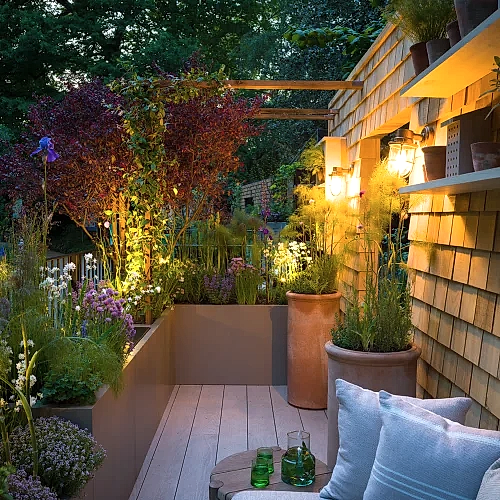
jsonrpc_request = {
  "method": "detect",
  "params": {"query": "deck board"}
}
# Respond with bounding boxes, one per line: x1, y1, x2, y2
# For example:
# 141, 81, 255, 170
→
131, 385, 329, 500
175, 385, 224, 500
217, 385, 248, 463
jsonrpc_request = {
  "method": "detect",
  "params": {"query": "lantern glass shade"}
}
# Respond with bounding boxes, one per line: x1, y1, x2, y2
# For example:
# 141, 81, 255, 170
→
329, 173, 343, 197
387, 142, 416, 178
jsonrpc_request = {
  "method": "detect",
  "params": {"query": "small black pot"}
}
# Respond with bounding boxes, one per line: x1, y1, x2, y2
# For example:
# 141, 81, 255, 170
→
426, 38, 451, 64
409, 42, 429, 76
454, 0, 498, 37
446, 20, 461, 47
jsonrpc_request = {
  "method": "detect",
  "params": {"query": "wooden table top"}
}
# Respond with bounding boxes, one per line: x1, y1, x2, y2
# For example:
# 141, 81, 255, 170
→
210, 447, 332, 500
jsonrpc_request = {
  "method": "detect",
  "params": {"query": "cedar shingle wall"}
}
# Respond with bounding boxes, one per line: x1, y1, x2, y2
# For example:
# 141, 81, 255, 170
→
408, 192, 500, 430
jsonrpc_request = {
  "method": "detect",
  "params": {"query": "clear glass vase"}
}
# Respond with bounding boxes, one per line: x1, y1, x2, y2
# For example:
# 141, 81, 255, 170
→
281, 430, 315, 486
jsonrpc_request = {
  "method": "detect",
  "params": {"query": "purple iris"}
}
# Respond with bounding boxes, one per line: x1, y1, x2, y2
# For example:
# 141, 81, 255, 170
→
30, 136, 59, 162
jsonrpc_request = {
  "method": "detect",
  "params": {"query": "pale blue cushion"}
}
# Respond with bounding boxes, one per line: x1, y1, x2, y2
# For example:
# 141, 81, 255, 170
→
476, 457, 500, 500
319, 380, 472, 500
363, 392, 500, 500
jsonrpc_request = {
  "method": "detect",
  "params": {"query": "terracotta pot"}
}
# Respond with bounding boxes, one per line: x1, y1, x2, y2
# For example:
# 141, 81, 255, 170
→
446, 20, 461, 46
454, 0, 498, 37
471, 142, 500, 171
426, 38, 450, 64
409, 42, 429, 76
422, 146, 447, 181
286, 291, 341, 410
325, 342, 421, 468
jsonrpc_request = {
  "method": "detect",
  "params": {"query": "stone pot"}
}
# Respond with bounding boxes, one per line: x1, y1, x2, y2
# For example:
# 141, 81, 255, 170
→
286, 291, 341, 410
409, 42, 429, 76
454, 0, 498, 37
446, 20, 461, 46
325, 342, 421, 468
471, 142, 500, 171
422, 146, 447, 181
426, 38, 450, 64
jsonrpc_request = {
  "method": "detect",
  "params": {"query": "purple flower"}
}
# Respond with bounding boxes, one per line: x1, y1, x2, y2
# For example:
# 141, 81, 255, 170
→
30, 137, 59, 162
258, 226, 270, 235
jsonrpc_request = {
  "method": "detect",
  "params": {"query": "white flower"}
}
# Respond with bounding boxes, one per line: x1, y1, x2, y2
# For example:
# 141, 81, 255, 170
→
155, 286, 161, 293
84, 253, 93, 261
29, 375, 37, 387
75, 305, 81, 312
37, 392, 43, 399
30, 396, 37, 407
18, 353, 25, 360
27, 339, 34, 347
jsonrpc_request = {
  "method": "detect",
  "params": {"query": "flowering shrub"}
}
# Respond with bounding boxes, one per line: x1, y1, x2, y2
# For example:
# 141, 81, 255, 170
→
7, 469, 57, 500
10, 417, 106, 498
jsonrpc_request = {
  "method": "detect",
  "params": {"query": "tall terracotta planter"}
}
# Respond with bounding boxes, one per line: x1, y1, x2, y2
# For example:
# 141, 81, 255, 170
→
409, 42, 429, 75
286, 292, 341, 410
422, 146, 447, 181
324, 342, 421, 468
471, 142, 500, 171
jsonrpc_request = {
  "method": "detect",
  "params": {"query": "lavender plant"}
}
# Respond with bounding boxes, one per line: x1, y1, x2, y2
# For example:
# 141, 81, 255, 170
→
9, 417, 105, 498
203, 271, 234, 305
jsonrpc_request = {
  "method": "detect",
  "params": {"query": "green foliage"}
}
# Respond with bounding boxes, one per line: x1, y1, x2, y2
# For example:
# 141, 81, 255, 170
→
270, 162, 299, 220
480, 56, 500, 118
383, 0, 456, 43
288, 253, 341, 295
284, 20, 385, 76
0, 465, 14, 500
43, 339, 123, 405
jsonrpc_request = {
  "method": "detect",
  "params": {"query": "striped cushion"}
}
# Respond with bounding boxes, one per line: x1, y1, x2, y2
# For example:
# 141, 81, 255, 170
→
476, 458, 500, 500
363, 392, 500, 500
319, 379, 472, 500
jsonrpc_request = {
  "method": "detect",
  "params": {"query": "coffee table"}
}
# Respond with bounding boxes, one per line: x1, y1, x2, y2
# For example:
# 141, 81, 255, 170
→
209, 447, 332, 500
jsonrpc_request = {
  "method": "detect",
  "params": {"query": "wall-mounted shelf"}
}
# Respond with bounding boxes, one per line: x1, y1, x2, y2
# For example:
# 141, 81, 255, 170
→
400, 9, 500, 98
399, 168, 500, 195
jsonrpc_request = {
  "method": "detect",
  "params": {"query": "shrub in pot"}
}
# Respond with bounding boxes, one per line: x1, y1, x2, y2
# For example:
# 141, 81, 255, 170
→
384, 0, 457, 72
472, 56, 500, 171
324, 162, 420, 467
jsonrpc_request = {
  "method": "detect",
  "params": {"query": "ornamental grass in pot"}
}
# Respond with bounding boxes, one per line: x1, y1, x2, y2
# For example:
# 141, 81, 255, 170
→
384, 0, 456, 72
283, 186, 347, 410
324, 161, 421, 467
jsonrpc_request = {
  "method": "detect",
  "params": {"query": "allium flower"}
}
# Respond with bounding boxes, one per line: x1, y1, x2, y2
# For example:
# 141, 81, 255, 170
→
30, 136, 59, 163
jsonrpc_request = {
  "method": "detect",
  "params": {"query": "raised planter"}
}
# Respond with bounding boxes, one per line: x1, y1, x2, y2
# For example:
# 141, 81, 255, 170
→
172, 304, 288, 385
34, 311, 175, 500
324, 342, 421, 468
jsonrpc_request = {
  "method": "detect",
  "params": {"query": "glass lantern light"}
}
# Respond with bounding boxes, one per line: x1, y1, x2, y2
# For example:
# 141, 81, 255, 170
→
387, 127, 433, 178
329, 168, 344, 197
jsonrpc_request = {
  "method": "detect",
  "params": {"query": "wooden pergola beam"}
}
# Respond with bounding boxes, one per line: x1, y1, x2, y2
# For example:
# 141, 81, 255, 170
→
222, 80, 363, 90
182, 80, 363, 90
254, 108, 339, 120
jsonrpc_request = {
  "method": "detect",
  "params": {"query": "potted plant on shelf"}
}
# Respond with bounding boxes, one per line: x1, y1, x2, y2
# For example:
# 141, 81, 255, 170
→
282, 186, 347, 410
324, 162, 421, 467
384, 0, 457, 73
471, 56, 500, 171
454, 0, 498, 38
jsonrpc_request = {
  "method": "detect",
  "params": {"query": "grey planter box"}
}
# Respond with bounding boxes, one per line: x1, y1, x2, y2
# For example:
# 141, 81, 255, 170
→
34, 311, 176, 500
172, 304, 288, 385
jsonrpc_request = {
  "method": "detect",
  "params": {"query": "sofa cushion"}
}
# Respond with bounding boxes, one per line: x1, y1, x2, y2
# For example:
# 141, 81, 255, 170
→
476, 457, 500, 500
363, 392, 500, 500
319, 379, 472, 500
232, 492, 319, 499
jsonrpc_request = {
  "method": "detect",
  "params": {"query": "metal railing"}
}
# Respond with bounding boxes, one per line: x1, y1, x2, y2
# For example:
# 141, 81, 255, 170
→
45, 251, 108, 282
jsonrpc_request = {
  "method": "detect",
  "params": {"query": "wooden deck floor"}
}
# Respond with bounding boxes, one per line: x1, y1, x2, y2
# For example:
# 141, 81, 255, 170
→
129, 385, 328, 500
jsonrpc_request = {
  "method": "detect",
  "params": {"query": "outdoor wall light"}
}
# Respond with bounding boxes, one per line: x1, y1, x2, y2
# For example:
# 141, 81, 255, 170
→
328, 163, 353, 197
387, 127, 433, 178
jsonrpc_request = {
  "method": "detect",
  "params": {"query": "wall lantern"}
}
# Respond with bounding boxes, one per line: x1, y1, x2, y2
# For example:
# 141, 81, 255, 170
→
328, 163, 353, 197
387, 127, 433, 178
